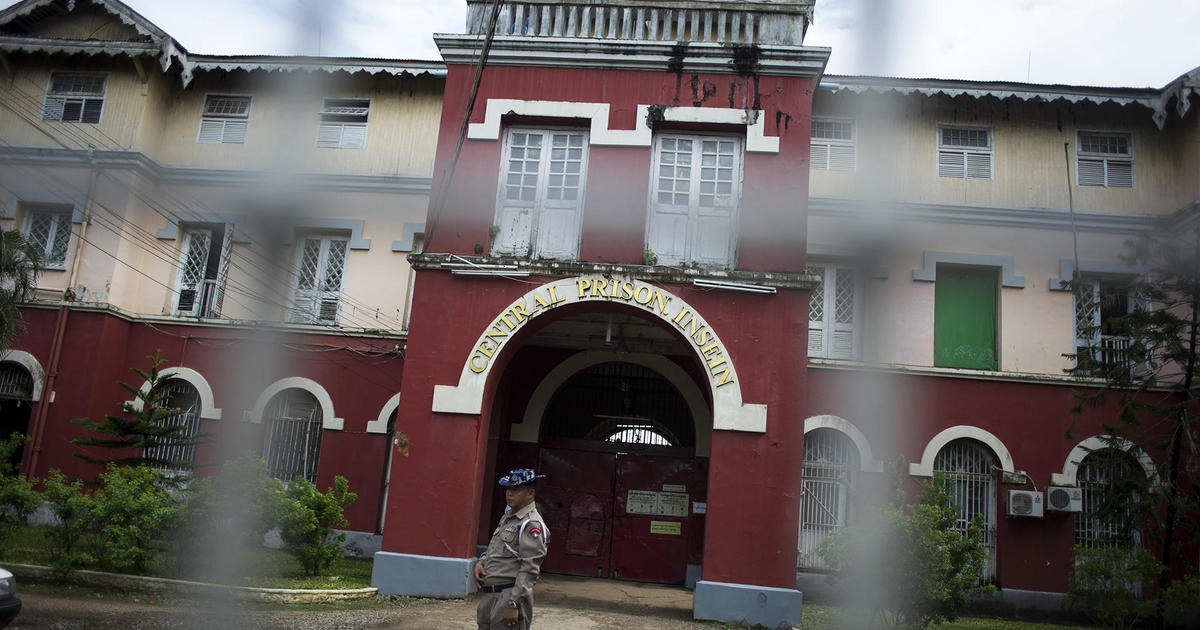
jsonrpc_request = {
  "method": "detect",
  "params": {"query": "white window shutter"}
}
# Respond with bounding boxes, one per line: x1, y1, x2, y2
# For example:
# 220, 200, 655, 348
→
809, 143, 829, 170
1107, 160, 1133, 188
938, 151, 965, 178
198, 119, 224, 144
174, 229, 212, 316
42, 96, 66, 122
965, 152, 992, 179
316, 123, 343, 148
808, 326, 825, 355
494, 207, 533, 256
828, 144, 855, 171
1078, 158, 1105, 186
222, 120, 248, 144
340, 124, 367, 149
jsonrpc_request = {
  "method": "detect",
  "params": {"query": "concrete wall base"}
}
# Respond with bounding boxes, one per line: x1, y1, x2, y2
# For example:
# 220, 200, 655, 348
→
371, 551, 476, 598
685, 564, 702, 590
693, 580, 803, 629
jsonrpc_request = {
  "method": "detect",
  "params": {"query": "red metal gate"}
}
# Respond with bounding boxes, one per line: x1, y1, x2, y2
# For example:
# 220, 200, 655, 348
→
537, 446, 707, 584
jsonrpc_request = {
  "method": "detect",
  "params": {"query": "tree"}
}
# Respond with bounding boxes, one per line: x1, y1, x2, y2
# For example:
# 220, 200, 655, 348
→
1066, 226, 1200, 628
0, 229, 44, 350
819, 465, 992, 629
70, 351, 209, 471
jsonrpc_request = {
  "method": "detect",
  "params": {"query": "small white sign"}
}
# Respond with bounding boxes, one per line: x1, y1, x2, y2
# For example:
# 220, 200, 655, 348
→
692, 502, 707, 514
662, 484, 687, 493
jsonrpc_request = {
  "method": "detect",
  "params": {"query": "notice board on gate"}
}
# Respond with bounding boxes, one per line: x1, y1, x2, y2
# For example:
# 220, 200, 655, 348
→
625, 489, 689, 517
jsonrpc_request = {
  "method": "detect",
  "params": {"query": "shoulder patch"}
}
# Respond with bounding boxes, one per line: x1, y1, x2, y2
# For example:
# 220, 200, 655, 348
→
529, 528, 542, 538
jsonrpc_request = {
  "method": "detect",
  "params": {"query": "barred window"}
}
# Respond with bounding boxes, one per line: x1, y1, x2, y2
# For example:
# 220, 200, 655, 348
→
22, 204, 72, 268
798, 429, 859, 569
262, 388, 323, 484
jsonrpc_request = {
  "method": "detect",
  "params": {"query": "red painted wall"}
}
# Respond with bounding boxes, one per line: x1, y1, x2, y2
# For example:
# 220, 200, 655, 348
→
425, 64, 814, 273
10, 306, 403, 533
806, 367, 1178, 593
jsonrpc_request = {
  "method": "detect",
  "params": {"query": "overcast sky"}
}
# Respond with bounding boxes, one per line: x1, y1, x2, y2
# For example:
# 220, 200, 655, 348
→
28, 0, 1200, 87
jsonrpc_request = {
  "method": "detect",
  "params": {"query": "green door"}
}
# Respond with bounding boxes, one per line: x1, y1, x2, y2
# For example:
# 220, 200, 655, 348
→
934, 266, 997, 370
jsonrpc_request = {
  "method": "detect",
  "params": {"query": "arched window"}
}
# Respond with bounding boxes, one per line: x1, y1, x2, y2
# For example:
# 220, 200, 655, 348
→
934, 439, 997, 576
145, 379, 202, 474
1076, 449, 1141, 549
263, 388, 323, 483
0, 362, 34, 471
798, 428, 859, 569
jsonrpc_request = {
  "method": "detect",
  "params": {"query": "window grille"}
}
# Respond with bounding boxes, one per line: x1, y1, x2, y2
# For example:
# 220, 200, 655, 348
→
1075, 450, 1139, 549
934, 439, 996, 576
594, 415, 676, 447
494, 129, 589, 259
289, 236, 349, 325
263, 389, 323, 484
1077, 132, 1133, 188
42, 72, 105, 123
798, 429, 858, 569
807, 264, 859, 359
937, 126, 992, 179
1073, 279, 1139, 376
145, 379, 202, 474
198, 95, 251, 144
174, 226, 230, 318
0, 363, 33, 400
317, 98, 370, 149
646, 134, 742, 267
23, 206, 72, 268
810, 118, 855, 171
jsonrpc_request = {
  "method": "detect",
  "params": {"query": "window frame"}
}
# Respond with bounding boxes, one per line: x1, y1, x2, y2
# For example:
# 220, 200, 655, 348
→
287, 233, 350, 326
492, 126, 590, 260
197, 93, 253, 145
41, 71, 108, 124
810, 117, 857, 172
936, 123, 993, 180
172, 224, 231, 318
316, 97, 371, 149
1076, 130, 1134, 188
933, 265, 999, 370
806, 262, 861, 360
20, 204, 74, 270
645, 132, 744, 268
262, 388, 324, 484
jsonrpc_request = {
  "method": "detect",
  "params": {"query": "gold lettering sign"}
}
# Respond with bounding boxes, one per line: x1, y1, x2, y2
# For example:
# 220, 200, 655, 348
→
466, 276, 736, 390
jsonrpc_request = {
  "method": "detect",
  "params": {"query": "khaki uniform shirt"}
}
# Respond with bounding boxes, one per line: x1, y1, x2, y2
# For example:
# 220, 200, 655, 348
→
479, 501, 548, 604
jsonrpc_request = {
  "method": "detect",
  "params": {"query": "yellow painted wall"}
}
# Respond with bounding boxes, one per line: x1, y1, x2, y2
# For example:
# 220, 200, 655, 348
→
811, 92, 1195, 216
23, 5, 144, 41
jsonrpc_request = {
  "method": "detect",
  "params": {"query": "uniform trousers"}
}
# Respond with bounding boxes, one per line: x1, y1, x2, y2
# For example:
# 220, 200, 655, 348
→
476, 586, 533, 630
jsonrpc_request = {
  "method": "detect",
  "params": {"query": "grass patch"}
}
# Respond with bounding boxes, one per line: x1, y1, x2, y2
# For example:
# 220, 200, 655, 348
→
795, 605, 1098, 630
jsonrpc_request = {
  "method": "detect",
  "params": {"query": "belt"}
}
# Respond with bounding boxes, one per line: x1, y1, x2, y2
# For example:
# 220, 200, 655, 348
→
480, 583, 515, 593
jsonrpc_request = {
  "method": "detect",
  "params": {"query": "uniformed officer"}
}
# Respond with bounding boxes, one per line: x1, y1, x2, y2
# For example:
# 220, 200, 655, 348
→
474, 468, 549, 630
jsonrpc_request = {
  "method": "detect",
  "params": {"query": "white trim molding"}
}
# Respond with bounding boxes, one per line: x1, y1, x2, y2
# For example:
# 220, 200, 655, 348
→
1051, 435, 1160, 487
432, 274, 767, 433
467, 99, 780, 153
244, 376, 344, 430
909, 425, 1015, 477
803, 415, 884, 473
511, 350, 712, 456
0, 350, 45, 402
125, 366, 222, 421
368, 392, 401, 434
912, 251, 1025, 288
1048, 259, 1149, 291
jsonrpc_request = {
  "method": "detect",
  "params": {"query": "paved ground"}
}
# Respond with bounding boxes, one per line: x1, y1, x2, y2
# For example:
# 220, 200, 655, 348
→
9, 575, 732, 630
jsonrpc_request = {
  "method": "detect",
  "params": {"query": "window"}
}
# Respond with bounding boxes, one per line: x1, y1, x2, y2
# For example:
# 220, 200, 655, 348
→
1076, 449, 1141, 550
262, 388, 323, 483
807, 263, 859, 359
288, 235, 348, 325
0, 362, 34, 471
1077, 132, 1133, 188
316, 98, 370, 149
197, 95, 251, 144
798, 429, 859, 569
1074, 278, 1138, 376
934, 439, 996, 578
494, 128, 589, 260
174, 225, 231, 318
646, 135, 742, 268
937, 125, 992, 179
146, 379, 202, 475
41, 72, 106, 123
934, 266, 998, 370
810, 118, 855, 171
22, 204, 72, 268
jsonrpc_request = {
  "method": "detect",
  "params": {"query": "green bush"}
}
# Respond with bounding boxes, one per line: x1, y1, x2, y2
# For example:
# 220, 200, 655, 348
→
41, 468, 97, 574
819, 469, 992, 629
0, 432, 41, 550
180, 453, 282, 548
1065, 544, 1161, 630
277, 475, 357, 576
92, 464, 181, 573
1162, 573, 1200, 627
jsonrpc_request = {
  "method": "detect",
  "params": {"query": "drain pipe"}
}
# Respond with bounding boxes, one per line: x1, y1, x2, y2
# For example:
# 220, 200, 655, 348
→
24, 151, 96, 478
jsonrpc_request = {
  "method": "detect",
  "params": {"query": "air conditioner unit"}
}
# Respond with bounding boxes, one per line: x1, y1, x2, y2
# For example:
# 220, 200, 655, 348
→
1007, 490, 1044, 517
1046, 486, 1084, 512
